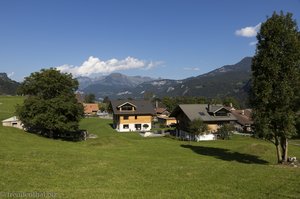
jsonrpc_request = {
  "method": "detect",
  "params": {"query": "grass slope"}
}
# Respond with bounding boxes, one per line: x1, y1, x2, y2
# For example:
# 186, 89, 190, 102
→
1, 96, 300, 198
0, 96, 23, 121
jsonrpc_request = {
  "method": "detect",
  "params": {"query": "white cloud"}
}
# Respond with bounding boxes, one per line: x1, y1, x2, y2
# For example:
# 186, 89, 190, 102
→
183, 67, 200, 71
56, 56, 163, 77
145, 61, 164, 70
235, 23, 261, 37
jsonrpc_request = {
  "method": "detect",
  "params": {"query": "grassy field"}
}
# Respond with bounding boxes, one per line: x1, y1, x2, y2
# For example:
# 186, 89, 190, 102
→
0, 96, 300, 198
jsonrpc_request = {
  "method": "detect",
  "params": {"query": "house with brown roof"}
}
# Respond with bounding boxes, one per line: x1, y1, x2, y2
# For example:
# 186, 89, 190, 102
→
170, 104, 237, 140
110, 100, 155, 132
155, 107, 170, 117
230, 109, 253, 133
83, 103, 99, 116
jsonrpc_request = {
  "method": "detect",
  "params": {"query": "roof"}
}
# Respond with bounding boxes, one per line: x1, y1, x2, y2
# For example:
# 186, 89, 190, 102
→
230, 109, 253, 126
170, 104, 237, 122
155, 107, 168, 114
208, 105, 224, 113
2, 116, 19, 123
83, 103, 99, 113
110, 100, 155, 115
117, 101, 136, 108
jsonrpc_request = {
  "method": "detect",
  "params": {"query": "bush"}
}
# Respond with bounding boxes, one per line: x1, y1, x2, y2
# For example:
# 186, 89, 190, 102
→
217, 124, 235, 140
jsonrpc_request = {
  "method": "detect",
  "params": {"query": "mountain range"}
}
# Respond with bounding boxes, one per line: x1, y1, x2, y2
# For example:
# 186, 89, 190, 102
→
78, 73, 155, 98
78, 57, 252, 104
0, 57, 253, 105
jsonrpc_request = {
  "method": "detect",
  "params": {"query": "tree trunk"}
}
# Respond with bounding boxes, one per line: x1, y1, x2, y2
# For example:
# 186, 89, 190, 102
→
285, 139, 288, 162
275, 136, 282, 163
281, 137, 288, 163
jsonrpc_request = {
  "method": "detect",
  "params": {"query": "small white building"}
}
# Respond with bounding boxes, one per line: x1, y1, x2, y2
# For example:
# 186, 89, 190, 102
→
2, 116, 23, 129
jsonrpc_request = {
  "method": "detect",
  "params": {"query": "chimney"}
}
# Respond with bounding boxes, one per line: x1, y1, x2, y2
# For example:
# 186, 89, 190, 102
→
156, 100, 158, 109
229, 103, 233, 108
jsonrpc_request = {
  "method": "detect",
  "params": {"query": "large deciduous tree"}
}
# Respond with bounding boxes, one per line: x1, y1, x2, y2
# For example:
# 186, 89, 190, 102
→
250, 12, 300, 163
16, 68, 84, 138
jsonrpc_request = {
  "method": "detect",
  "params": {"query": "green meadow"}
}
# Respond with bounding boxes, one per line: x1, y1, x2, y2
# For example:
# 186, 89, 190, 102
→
0, 96, 299, 198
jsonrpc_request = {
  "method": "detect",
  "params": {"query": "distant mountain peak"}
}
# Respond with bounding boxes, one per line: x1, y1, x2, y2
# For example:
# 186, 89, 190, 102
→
0, 73, 9, 80
0, 72, 20, 95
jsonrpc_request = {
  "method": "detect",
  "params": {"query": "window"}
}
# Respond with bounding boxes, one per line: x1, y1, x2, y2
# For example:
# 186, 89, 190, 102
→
143, 124, 149, 129
135, 124, 141, 130
123, 124, 129, 129
124, 116, 129, 120
215, 111, 228, 116
122, 105, 133, 111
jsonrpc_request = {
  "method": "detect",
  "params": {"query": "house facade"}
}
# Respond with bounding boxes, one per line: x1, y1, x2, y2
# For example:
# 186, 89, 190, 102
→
110, 100, 155, 132
157, 116, 177, 127
170, 104, 237, 141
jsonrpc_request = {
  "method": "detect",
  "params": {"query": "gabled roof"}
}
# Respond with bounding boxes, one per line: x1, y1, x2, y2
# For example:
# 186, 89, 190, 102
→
117, 102, 137, 108
170, 104, 237, 122
2, 116, 19, 123
83, 103, 99, 113
208, 105, 224, 113
155, 107, 169, 114
110, 100, 155, 115
230, 109, 253, 126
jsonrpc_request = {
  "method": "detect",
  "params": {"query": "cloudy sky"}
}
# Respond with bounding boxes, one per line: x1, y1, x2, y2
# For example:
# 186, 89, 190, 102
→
1, 0, 299, 81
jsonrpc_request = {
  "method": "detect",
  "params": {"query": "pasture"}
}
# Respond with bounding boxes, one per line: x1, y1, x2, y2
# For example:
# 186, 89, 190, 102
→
0, 96, 299, 198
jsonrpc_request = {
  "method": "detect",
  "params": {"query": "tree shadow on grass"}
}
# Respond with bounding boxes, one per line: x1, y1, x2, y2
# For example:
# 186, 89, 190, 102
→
181, 145, 269, 165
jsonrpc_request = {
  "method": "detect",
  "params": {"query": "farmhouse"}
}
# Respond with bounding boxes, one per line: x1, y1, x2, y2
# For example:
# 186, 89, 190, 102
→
2, 116, 23, 129
170, 104, 237, 140
155, 107, 170, 117
110, 100, 155, 132
83, 103, 99, 116
230, 109, 253, 133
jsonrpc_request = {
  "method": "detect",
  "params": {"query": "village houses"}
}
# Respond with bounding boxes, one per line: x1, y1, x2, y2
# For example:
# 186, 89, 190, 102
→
170, 104, 237, 141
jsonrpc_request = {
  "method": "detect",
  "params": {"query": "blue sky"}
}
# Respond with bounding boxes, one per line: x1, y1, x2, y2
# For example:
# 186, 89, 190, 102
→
1, 0, 299, 81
